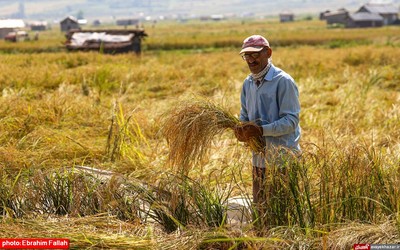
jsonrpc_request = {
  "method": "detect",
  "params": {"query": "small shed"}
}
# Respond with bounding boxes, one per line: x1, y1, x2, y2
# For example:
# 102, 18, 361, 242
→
30, 21, 48, 31
279, 11, 294, 22
0, 19, 25, 39
60, 16, 80, 32
92, 20, 101, 26
356, 3, 399, 25
116, 19, 139, 27
65, 29, 147, 54
346, 12, 384, 28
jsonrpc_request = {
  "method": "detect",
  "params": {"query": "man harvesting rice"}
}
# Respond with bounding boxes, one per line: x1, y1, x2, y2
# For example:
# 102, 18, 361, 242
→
234, 35, 301, 225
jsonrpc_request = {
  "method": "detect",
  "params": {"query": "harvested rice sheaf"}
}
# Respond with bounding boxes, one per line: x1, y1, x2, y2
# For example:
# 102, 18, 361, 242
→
162, 100, 263, 172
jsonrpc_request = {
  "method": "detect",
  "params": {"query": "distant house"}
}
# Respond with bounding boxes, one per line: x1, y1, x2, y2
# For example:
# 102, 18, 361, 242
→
116, 19, 139, 27
64, 29, 147, 54
30, 21, 48, 31
92, 20, 101, 26
210, 14, 224, 21
346, 12, 384, 28
279, 11, 294, 22
199, 15, 210, 21
60, 16, 80, 32
0, 19, 25, 39
323, 8, 349, 25
356, 3, 399, 25
320, 10, 331, 20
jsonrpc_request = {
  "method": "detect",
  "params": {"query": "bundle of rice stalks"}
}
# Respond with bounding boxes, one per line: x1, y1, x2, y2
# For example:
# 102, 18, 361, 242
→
162, 99, 263, 172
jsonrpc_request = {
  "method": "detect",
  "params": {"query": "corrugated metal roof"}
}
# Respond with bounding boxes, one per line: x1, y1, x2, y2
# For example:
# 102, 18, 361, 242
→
0, 19, 25, 29
349, 12, 384, 21
362, 4, 399, 14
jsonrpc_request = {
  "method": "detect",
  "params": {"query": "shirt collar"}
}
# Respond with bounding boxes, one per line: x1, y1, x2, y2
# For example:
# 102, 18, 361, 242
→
249, 64, 275, 84
247, 64, 275, 84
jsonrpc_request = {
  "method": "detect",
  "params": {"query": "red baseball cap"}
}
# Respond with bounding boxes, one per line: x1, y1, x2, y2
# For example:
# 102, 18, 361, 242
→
239, 35, 270, 54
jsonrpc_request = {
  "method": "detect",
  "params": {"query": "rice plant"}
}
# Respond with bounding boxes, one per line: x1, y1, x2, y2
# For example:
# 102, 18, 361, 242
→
135, 180, 190, 233
0, 170, 25, 218
27, 168, 102, 216
252, 150, 315, 231
106, 100, 148, 165
133, 170, 233, 233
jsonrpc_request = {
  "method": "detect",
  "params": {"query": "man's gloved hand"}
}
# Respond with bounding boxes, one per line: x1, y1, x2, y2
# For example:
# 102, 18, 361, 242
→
234, 123, 263, 142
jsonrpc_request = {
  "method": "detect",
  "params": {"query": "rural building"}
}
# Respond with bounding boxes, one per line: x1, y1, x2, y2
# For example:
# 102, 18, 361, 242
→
199, 15, 225, 21
65, 29, 147, 54
0, 19, 25, 39
92, 20, 101, 26
29, 21, 48, 31
279, 11, 294, 22
356, 3, 399, 25
199, 15, 210, 21
322, 3, 400, 28
346, 12, 384, 28
116, 19, 140, 27
60, 16, 80, 32
319, 10, 330, 20
323, 8, 349, 25
210, 14, 224, 21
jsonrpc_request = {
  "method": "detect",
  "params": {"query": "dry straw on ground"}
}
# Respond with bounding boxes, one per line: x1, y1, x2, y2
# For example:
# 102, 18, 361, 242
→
162, 99, 263, 173
0, 215, 155, 249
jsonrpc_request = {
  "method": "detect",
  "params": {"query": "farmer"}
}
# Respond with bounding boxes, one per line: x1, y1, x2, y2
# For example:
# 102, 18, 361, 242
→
234, 35, 301, 224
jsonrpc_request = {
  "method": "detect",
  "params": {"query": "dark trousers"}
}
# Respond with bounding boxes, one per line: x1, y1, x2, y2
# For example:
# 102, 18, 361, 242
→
252, 163, 291, 230
252, 166, 267, 228
252, 166, 266, 205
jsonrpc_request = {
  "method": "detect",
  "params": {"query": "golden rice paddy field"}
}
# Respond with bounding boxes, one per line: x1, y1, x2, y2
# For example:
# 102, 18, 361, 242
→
0, 19, 399, 249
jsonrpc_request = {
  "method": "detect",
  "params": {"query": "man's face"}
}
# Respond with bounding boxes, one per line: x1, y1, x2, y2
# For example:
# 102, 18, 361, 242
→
242, 47, 271, 74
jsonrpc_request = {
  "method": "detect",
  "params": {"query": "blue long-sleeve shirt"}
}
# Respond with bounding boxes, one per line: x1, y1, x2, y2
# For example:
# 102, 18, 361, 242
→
239, 64, 301, 167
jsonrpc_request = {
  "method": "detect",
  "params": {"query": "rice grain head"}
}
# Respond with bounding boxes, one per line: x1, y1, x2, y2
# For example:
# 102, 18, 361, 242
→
162, 99, 263, 173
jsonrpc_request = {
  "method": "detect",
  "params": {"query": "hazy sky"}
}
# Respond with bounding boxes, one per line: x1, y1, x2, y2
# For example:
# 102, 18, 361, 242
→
0, 0, 398, 21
